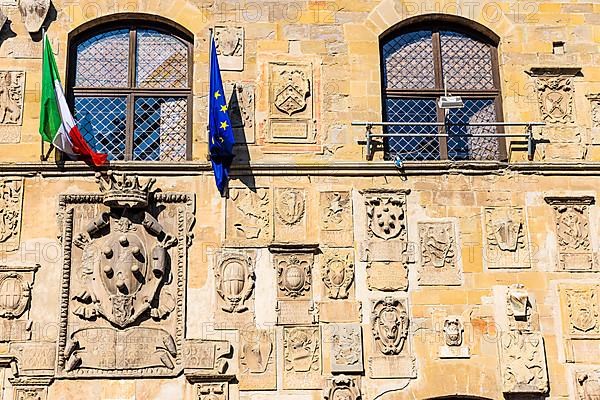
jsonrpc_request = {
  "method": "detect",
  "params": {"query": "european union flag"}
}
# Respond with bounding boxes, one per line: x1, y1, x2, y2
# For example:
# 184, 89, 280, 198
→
208, 35, 235, 195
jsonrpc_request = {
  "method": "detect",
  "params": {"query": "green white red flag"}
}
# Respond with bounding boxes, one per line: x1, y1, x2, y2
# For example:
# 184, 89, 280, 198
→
39, 36, 107, 166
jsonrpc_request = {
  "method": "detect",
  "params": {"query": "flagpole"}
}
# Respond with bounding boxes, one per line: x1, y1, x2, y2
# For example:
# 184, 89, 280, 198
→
207, 28, 212, 162
40, 27, 46, 162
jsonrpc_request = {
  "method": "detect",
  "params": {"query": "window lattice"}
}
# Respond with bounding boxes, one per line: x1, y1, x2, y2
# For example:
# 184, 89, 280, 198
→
382, 30, 436, 90
447, 99, 499, 161
133, 97, 188, 161
440, 31, 495, 90
71, 25, 191, 161
74, 97, 127, 161
385, 98, 440, 160
382, 27, 501, 161
75, 30, 130, 88
136, 30, 189, 89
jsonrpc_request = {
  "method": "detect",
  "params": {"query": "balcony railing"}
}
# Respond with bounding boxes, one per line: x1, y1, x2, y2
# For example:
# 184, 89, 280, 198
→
352, 121, 545, 162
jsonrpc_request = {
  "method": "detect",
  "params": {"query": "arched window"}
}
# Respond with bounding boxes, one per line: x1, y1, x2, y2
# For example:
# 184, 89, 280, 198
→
381, 17, 505, 161
68, 17, 193, 161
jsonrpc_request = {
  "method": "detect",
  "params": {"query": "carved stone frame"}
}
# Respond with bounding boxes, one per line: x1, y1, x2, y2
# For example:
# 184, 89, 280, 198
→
56, 190, 195, 378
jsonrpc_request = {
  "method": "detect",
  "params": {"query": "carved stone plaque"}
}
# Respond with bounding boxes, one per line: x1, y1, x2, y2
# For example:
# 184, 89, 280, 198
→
10, 341, 56, 376
239, 328, 276, 390
566, 287, 600, 336
319, 191, 353, 246
364, 191, 407, 241
56, 172, 195, 377
322, 249, 354, 300
0, 264, 38, 342
575, 370, 600, 400
268, 63, 314, 144
272, 244, 318, 325
226, 187, 271, 246
283, 326, 321, 389
498, 331, 549, 394
367, 261, 408, 292
182, 339, 232, 374
324, 375, 361, 400
330, 323, 363, 373
0, 71, 25, 143
418, 221, 461, 285
586, 94, 600, 128
317, 300, 361, 323
214, 250, 255, 328
439, 317, 470, 359
0, 178, 24, 250
535, 76, 575, 124
506, 284, 538, 332
483, 207, 530, 269
225, 82, 254, 143
214, 26, 244, 71
274, 188, 307, 241
545, 196, 595, 271
17, 0, 50, 33
276, 299, 315, 325
368, 297, 415, 379
198, 382, 228, 400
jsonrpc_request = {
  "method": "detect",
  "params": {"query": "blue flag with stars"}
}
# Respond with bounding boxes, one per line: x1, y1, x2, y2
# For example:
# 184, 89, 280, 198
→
208, 35, 235, 194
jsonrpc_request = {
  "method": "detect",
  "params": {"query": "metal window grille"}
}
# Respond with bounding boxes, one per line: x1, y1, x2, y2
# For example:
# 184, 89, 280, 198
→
382, 28, 503, 161
71, 27, 191, 161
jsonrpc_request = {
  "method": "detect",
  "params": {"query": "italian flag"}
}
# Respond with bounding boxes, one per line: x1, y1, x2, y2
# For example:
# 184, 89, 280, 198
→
39, 36, 107, 166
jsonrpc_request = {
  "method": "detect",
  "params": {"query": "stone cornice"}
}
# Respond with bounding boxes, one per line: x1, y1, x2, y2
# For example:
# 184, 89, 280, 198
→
3, 161, 600, 177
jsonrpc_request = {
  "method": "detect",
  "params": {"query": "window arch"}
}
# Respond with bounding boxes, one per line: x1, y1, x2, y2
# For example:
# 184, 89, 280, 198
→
380, 16, 505, 161
68, 16, 193, 161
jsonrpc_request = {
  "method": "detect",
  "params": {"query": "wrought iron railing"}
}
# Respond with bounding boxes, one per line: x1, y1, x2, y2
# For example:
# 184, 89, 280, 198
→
352, 121, 545, 162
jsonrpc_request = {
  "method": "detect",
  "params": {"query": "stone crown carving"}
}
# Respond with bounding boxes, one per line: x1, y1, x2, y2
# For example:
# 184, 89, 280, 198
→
97, 172, 156, 208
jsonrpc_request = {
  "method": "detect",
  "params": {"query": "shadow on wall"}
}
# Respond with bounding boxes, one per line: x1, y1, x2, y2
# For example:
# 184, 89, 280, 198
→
228, 86, 256, 193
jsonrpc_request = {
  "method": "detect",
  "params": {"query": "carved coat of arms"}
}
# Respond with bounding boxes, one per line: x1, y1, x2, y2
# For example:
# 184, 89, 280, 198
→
333, 327, 361, 366
240, 330, 273, 374
372, 297, 409, 355
17, 0, 50, 33
444, 318, 463, 347
567, 289, 599, 333
276, 255, 311, 298
420, 223, 455, 268
557, 206, 590, 252
275, 189, 305, 225
322, 253, 354, 299
284, 327, 319, 372
0, 179, 22, 247
215, 253, 254, 313
536, 77, 574, 124
214, 27, 243, 57
58, 172, 195, 377
274, 70, 310, 116
366, 194, 406, 240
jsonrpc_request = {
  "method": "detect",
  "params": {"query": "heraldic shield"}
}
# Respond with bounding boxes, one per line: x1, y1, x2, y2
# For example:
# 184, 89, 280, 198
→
58, 172, 195, 377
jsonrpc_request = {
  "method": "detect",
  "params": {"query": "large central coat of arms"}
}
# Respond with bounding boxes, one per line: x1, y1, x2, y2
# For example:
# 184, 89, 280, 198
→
57, 172, 195, 377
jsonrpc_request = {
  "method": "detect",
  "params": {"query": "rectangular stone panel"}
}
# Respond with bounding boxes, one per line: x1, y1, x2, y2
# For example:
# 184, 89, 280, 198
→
282, 326, 322, 389
239, 328, 276, 391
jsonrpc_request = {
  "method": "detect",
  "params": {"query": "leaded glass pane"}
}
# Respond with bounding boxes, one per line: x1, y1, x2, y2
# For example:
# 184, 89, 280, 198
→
133, 97, 187, 161
75, 30, 130, 88
446, 99, 499, 161
136, 30, 188, 89
382, 30, 435, 90
385, 98, 440, 160
74, 97, 127, 161
440, 31, 495, 90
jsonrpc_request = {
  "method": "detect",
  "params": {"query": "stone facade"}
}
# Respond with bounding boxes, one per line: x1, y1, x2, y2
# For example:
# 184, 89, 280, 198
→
0, 1, 598, 399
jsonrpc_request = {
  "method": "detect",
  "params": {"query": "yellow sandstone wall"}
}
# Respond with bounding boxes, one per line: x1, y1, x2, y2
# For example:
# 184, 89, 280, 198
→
0, 1, 598, 400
